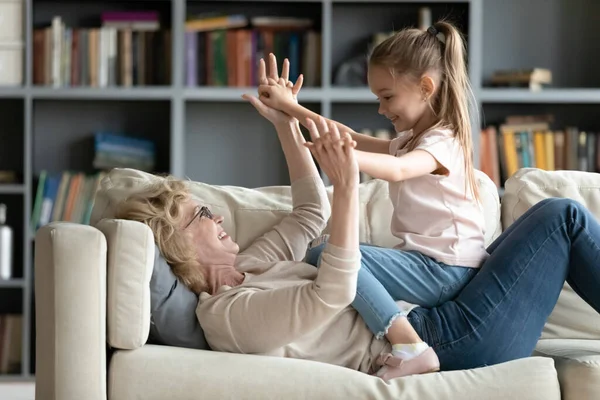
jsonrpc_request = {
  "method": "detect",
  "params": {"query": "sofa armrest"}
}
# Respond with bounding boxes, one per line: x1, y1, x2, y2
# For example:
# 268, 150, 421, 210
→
35, 222, 107, 400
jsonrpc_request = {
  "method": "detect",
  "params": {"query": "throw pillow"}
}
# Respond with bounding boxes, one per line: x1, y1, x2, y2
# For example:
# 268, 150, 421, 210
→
149, 244, 209, 350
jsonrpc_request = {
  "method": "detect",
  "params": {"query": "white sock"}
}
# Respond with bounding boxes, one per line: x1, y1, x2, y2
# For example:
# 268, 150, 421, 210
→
392, 342, 429, 360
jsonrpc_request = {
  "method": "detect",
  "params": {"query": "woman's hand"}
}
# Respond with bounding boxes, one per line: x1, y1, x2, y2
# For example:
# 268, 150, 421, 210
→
305, 118, 359, 189
242, 54, 302, 127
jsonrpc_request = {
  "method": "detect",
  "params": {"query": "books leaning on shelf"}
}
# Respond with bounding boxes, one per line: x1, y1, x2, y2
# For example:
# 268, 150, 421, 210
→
184, 14, 321, 87
479, 120, 599, 188
489, 68, 552, 91
0, 314, 23, 375
33, 13, 172, 87
30, 171, 107, 232
93, 132, 156, 172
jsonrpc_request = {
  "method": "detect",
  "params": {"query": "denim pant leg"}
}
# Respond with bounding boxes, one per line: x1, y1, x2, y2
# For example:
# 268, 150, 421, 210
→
407, 198, 600, 371
305, 241, 478, 338
354, 247, 477, 338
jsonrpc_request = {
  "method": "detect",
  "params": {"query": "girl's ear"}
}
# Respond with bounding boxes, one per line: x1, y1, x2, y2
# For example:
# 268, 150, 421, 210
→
419, 75, 436, 101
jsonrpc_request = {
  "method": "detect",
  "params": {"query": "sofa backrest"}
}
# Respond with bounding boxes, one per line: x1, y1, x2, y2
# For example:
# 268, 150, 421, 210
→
91, 168, 501, 348
92, 168, 502, 250
502, 168, 600, 340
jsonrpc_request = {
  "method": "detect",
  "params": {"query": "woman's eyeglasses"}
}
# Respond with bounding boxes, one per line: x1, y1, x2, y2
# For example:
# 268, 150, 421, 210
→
184, 206, 213, 229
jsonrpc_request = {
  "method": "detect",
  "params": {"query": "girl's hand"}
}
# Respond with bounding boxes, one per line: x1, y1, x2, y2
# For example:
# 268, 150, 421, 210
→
258, 53, 303, 110
305, 118, 359, 189
242, 54, 300, 126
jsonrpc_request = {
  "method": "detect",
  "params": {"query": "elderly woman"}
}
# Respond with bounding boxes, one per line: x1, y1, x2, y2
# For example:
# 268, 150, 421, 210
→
116, 57, 600, 382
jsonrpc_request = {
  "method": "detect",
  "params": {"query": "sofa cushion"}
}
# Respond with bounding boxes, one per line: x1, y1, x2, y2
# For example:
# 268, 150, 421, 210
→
96, 219, 154, 350
109, 345, 560, 400
148, 244, 208, 349
91, 168, 502, 250
90, 168, 300, 252
96, 218, 209, 350
534, 339, 600, 400
502, 168, 600, 340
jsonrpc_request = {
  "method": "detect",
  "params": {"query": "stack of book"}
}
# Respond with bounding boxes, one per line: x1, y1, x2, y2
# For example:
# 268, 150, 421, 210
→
30, 170, 106, 231
184, 14, 321, 87
479, 115, 599, 188
92, 132, 156, 172
33, 12, 171, 87
489, 68, 552, 91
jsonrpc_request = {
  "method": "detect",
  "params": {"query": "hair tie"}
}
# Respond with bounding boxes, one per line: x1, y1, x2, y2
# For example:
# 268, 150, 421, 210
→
427, 25, 446, 44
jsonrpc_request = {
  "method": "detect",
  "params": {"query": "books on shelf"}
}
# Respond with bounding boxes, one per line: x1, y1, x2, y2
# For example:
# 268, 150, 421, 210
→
489, 68, 552, 91
33, 14, 172, 87
30, 132, 155, 231
30, 171, 106, 232
479, 116, 599, 188
0, 314, 22, 375
184, 15, 321, 87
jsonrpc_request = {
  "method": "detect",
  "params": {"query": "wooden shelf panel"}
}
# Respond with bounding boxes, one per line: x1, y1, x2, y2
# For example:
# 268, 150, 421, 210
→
479, 88, 600, 104
0, 185, 25, 195
0, 279, 25, 288
30, 87, 174, 100
183, 87, 324, 102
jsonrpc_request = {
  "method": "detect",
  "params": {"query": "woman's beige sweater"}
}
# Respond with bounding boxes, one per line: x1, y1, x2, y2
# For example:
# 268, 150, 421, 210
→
196, 175, 388, 373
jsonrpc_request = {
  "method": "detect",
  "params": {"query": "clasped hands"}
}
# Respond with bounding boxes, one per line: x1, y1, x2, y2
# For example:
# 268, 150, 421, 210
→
243, 53, 359, 188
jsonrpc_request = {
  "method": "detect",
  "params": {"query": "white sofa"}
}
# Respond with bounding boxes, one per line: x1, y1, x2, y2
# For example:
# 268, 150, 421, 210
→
34, 167, 600, 400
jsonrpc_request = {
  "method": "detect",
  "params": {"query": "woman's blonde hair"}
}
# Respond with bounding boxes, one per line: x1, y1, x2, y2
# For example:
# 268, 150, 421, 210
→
115, 176, 207, 294
369, 19, 480, 201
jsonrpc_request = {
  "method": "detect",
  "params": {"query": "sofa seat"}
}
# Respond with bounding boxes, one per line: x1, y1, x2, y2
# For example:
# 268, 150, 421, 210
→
108, 344, 560, 400
534, 339, 600, 400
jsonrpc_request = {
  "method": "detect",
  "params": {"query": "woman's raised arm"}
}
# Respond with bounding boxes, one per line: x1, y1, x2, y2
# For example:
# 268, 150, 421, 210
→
238, 56, 330, 263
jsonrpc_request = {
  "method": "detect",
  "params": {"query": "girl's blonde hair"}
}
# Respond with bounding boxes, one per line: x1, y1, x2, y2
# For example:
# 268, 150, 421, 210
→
115, 177, 208, 294
369, 19, 480, 201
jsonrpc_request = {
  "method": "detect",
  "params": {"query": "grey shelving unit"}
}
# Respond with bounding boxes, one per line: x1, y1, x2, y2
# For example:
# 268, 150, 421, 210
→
0, 0, 599, 382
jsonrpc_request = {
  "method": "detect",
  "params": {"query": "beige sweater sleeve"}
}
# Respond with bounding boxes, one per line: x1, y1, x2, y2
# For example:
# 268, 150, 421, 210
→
197, 244, 360, 354
239, 175, 331, 263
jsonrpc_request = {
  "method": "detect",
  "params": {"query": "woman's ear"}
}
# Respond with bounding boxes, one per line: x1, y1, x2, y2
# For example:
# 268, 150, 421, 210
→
419, 75, 436, 101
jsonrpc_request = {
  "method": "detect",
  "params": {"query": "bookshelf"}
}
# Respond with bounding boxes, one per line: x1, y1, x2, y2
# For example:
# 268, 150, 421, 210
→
0, 0, 597, 381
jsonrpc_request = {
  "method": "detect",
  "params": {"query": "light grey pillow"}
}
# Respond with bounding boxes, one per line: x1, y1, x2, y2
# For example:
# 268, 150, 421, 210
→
149, 245, 209, 349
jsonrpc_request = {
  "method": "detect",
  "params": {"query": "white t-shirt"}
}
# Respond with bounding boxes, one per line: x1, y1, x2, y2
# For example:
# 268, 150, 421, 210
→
388, 128, 488, 268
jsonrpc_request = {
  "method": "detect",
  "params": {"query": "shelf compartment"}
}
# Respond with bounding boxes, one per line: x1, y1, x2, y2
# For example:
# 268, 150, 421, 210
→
183, 1, 322, 88
331, 1, 469, 87
32, 100, 171, 175
0, 99, 24, 185
185, 100, 321, 188
481, 0, 600, 88
331, 102, 393, 134
0, 195, 24, 280
481, 103, 600, 133
32, 1, 173, 87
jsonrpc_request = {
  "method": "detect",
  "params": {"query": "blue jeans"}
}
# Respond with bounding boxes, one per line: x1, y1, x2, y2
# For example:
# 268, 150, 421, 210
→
305, 241, 479, 338
406, 198, 600, 371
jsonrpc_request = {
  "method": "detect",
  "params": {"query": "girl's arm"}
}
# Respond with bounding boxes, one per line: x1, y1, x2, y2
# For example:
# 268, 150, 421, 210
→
281, 102, 391, 154
355, 149, 444, 182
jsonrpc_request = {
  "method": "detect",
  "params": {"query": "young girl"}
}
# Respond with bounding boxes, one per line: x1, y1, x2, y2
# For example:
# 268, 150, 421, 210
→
253, 20, 487, 381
